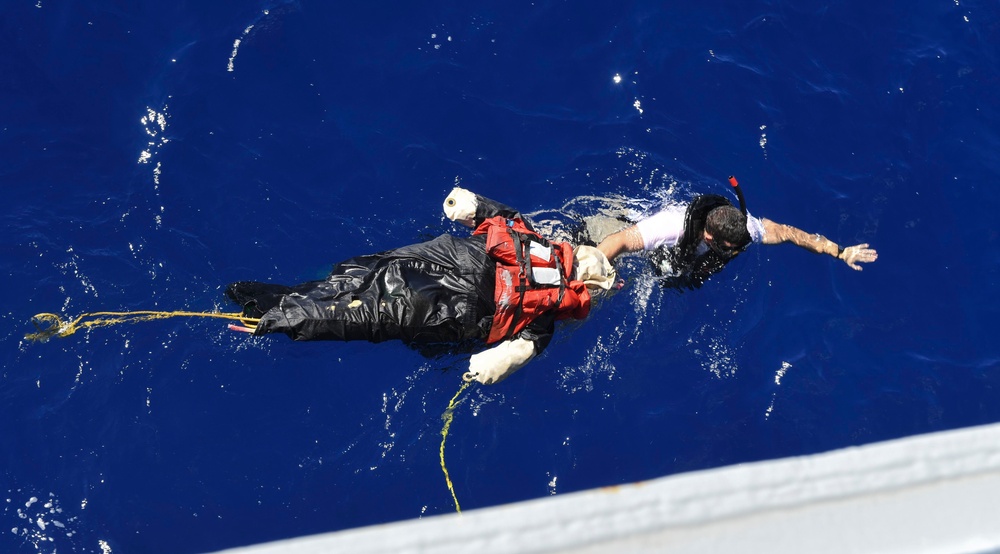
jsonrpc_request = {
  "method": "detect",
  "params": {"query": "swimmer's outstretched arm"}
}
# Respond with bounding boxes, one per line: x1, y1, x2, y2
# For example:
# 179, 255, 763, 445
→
760, 218, 878, 271
596, 225, 644, 264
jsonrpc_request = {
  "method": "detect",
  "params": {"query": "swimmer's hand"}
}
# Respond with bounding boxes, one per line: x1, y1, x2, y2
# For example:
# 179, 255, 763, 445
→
464, 338, 536, 385
839, 243, 878, 271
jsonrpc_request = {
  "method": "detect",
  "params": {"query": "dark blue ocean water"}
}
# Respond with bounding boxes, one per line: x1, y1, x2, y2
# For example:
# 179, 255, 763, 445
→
3, 1, 1000, 552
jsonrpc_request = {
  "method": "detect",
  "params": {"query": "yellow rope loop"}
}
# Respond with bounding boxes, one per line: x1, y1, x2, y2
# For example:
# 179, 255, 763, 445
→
25, 310, 261, 342
26, 313, 75, 341
440, 379, 471, 514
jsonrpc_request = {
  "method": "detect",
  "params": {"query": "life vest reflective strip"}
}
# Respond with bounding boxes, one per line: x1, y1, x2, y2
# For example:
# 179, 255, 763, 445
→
474, 216, 591, 344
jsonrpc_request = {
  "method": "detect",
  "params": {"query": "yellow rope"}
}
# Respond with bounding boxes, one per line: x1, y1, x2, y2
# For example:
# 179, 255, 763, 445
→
440, 379, 471, 513
25, 310, 260, 342
31, 309, 474, 514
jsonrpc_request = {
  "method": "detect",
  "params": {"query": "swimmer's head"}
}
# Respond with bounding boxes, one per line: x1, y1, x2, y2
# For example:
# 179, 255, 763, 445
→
705, 205, 751, 255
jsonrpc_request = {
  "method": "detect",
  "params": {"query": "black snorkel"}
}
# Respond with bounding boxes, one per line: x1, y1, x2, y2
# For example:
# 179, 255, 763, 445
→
726, 175, 752, 253
728, 175, 748, 216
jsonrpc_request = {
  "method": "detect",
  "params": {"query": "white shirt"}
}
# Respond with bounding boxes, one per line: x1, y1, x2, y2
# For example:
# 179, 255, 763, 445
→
635, 205, 765, 252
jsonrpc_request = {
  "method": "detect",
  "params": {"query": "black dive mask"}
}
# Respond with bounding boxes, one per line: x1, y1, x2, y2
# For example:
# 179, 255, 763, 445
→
707, 237, 741, 258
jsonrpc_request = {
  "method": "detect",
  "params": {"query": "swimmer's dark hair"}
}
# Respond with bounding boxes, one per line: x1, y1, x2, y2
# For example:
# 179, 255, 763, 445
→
706, 205, 752, 247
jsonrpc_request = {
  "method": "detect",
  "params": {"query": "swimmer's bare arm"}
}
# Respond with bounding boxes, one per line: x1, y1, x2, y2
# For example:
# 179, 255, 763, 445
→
760, 218, 878, 271
596, 226, 645, 263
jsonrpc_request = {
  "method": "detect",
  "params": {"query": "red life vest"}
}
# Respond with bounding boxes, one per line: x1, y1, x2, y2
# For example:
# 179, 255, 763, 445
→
473, 216, 591, 344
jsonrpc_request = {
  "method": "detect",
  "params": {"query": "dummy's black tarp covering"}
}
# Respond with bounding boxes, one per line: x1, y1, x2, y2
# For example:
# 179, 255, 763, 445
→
227, 234, 495, 346
227, 193, 558, 357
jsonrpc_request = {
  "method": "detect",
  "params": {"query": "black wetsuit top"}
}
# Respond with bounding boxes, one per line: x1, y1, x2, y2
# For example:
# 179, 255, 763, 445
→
651, 194, 746, 290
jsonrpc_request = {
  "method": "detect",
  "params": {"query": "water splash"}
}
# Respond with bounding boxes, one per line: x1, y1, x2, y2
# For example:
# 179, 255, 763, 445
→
228, 3, 302, 72
765, 361, 794, 419
228, 12, 267, 72
5, 492, 81, 551
138, 106, 169, 168
138, 104, 170, 227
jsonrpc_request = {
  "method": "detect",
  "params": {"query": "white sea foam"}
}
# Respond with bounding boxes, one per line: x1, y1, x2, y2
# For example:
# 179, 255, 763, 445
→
775, 361, 792, 385
228, 9, 273, 71
766, 362, 794, 419
138, 106, 170, 166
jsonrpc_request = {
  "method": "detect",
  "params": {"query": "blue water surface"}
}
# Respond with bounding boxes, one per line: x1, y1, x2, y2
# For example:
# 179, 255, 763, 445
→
3, 1, 1000, 552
